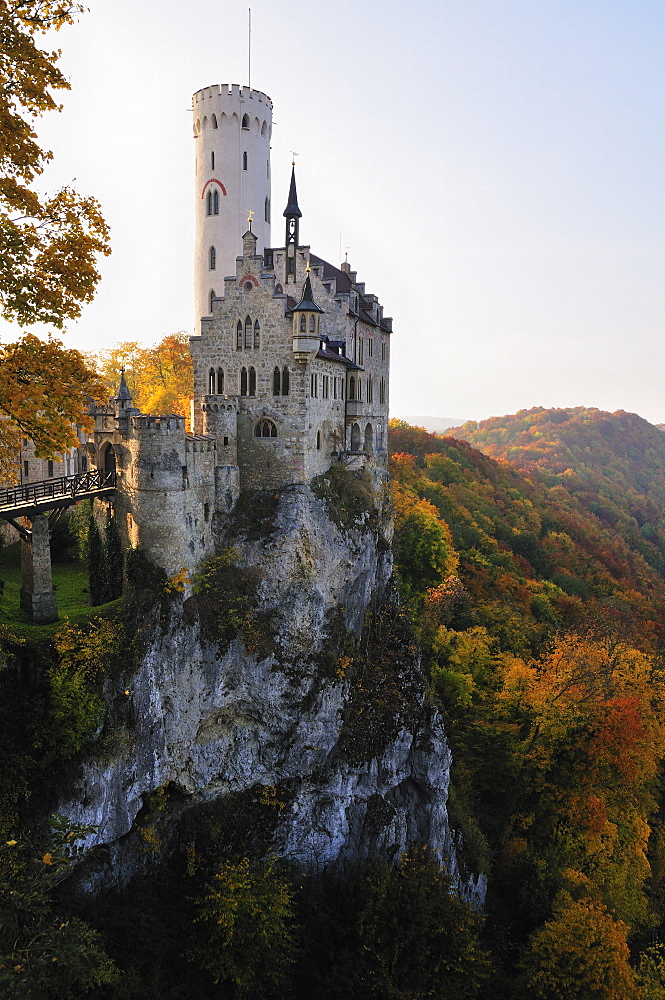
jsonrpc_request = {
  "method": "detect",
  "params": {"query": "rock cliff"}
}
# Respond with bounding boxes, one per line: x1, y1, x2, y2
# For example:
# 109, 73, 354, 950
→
62, 467, 473, 893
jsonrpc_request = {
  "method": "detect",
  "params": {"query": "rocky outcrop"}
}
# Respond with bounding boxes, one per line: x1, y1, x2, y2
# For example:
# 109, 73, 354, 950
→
62, 468, 474, 893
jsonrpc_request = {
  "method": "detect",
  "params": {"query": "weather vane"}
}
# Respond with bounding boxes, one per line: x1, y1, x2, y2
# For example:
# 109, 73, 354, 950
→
291, 150, 299, 166
247, 209, 254, 230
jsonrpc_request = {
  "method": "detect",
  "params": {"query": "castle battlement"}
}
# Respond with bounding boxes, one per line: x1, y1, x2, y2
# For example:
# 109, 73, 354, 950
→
131, 414, 185, 434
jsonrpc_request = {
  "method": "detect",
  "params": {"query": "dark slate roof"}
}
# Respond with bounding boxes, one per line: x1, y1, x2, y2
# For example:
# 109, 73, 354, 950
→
283, 165, 302, 218
316, 347, 355, 366
116, 371, 132, 401
309, 253, 353, 293
292, 275, 324, 314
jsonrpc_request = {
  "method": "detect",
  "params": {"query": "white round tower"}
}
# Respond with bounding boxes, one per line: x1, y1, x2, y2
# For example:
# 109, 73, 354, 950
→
193, 84, 272, 321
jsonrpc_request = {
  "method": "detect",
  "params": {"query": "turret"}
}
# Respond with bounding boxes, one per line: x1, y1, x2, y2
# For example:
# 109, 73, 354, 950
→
292, 271, 323, 361
283, 163, 301, 283
114, 370, 133, 433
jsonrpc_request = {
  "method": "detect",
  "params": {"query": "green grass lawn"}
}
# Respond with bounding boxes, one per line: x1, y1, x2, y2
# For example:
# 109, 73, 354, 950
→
0, 542, 120, 640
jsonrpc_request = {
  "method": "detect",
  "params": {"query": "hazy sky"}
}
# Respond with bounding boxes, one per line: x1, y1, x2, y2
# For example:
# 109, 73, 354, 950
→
11, 0, 665, 424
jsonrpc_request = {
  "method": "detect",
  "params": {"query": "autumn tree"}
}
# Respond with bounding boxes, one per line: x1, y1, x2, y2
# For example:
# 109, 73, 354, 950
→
93, 333, 194, 422
0, 3, 109, 478
0, 1, 110, 326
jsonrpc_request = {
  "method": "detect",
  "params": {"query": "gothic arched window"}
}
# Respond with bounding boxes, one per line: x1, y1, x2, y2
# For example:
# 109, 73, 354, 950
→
211, 151, 215, 170
211, 114, 218, 129
208, 368, 215, 394
209, 246, 216, 270
367, 375, 373, 403
217, 367, 224, 394
206, 190, 213, 216
213, 189, 219, 214
209, 289, 216, 313
243, 151, 248, 171
273, 367, 281, 396
244, 316, 252, 349
264, 196, 270, 222
253, 320, 260, 349
241, 113, 250, 130
316, 430, 321, 450
349, 376, 356, 401
309, 315, 316, 332
282, 367, 290, 396
248, 366, 256, 396
236, 321, 243, 349
254, 419, 277, 438
240, 367, 248, 396
300, 315, 306, 332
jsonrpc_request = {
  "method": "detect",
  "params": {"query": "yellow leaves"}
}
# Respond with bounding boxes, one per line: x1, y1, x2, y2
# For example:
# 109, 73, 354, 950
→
5, 839, 17, 846
41, 852, 53, 865
163, 568, 189, 594
92, 333, 194, 424
336, 654, 352, 679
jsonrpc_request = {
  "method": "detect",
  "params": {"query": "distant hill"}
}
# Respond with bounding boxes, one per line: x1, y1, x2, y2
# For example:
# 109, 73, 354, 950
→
447, 406, 665, 579
398, 415, 467, 434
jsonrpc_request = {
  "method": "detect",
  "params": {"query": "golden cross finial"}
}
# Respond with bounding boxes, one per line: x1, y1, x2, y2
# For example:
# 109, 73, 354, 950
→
305, 261, 311, 274
247, 209, 254, 224
291, 150, 299, 165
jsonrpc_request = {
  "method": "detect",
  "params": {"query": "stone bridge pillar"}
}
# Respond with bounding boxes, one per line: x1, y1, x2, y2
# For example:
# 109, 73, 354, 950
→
20, 514, 58, 623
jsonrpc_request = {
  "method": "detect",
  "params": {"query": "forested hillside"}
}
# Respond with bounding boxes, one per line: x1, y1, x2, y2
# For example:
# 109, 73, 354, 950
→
389, 418, 665, 997
449, 406, 665, 578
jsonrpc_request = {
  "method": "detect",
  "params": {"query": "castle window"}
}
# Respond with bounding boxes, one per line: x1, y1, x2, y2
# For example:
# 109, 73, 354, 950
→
322, 375, 329, 399
243, 151, 248, 170
217, 367, 224, 394
275, 282, 283, 295
255, 419, 277, 438
368, 337, 373, 358
213, 189, 219, 214
341, 379, 345, 400
364, 423, 373, 453
204, 503, 210, 522
282, 367, 290, 396
211, 114, 218, 129
211, 151, 215, 170
240, 367, 248, 395
23, 460, 28, 477
333, 377, 337, 400
379, 376, 385, 404
207, 190, 213, 215
358, 337, 364, 365
264, 196, 270, 223
224, 436, 229, 446
273, 367, 281, 396
81, 456, 87, 472
357, 378, 362, 402
316, 430, 321, 450
349, 376, 356, 401
351, 423, 360, 451
47, 460, 54, 478
261, 121, 267, 137
310, 373, 318, 397
300, 315, 306, 332
236, 321, 243, 349
367, 375, 373, 403
254, 320, 260, 348
248, 366, 256, 396
208, 368, 215, 393
244, 316, 252, 348
309, 315, 316, 333
381, 341, 386, 362
209, 246, 216, 270
244, 282, 253, 292
209, 289, 216, 313
241, 113, 250, 129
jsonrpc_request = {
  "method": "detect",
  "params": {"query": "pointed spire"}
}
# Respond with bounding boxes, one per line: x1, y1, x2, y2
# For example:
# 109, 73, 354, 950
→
283, 163, 301, 219
292, 272, 323, 314
116, 368, 132, 401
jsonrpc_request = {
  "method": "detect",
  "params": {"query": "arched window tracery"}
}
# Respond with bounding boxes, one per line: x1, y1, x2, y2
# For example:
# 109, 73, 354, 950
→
248, 366, 256, 396
217, 367, 224, 394
282, 367, 290, 396
208, 368, 215, 393
254, 419, 277, 438
209, 246, 216, 270
244, 316, 252, 349
236, 321, 243, 349
240, 367, 248, 396
254, 320, 260, 349
273, 367, 281, 396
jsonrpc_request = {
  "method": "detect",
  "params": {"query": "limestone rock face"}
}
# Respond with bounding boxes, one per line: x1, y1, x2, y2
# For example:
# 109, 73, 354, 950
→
62, 471, 469, 890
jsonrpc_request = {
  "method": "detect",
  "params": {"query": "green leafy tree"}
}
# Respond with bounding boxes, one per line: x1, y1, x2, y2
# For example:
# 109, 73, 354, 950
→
87, 516, 106, 606
0, 817, 118, 998
104, 516, 123, 600
188, 855, 297, 999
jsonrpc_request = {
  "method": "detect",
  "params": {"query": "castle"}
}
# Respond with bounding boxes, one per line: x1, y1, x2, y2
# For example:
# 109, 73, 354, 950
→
13, 84, 392, 609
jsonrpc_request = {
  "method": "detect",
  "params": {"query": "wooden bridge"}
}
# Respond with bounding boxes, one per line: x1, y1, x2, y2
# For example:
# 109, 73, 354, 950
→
0, 469, 116, 523
0, 469, 117, 624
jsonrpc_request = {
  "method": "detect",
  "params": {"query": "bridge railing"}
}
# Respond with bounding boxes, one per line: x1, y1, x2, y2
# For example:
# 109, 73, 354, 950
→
0, 469, 117, 512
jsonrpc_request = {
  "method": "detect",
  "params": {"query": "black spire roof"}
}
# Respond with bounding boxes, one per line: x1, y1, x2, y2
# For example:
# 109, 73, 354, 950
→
283, 164, 302, 218
116, 369, 132, 401
292, 274, 323, 313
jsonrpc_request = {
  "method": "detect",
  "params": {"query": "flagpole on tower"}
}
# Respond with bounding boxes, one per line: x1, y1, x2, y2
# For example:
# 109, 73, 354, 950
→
248, 8, 252, 89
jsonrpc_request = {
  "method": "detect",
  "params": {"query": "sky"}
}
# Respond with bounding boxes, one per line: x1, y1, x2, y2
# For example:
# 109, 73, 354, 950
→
11, 0, 665, 424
